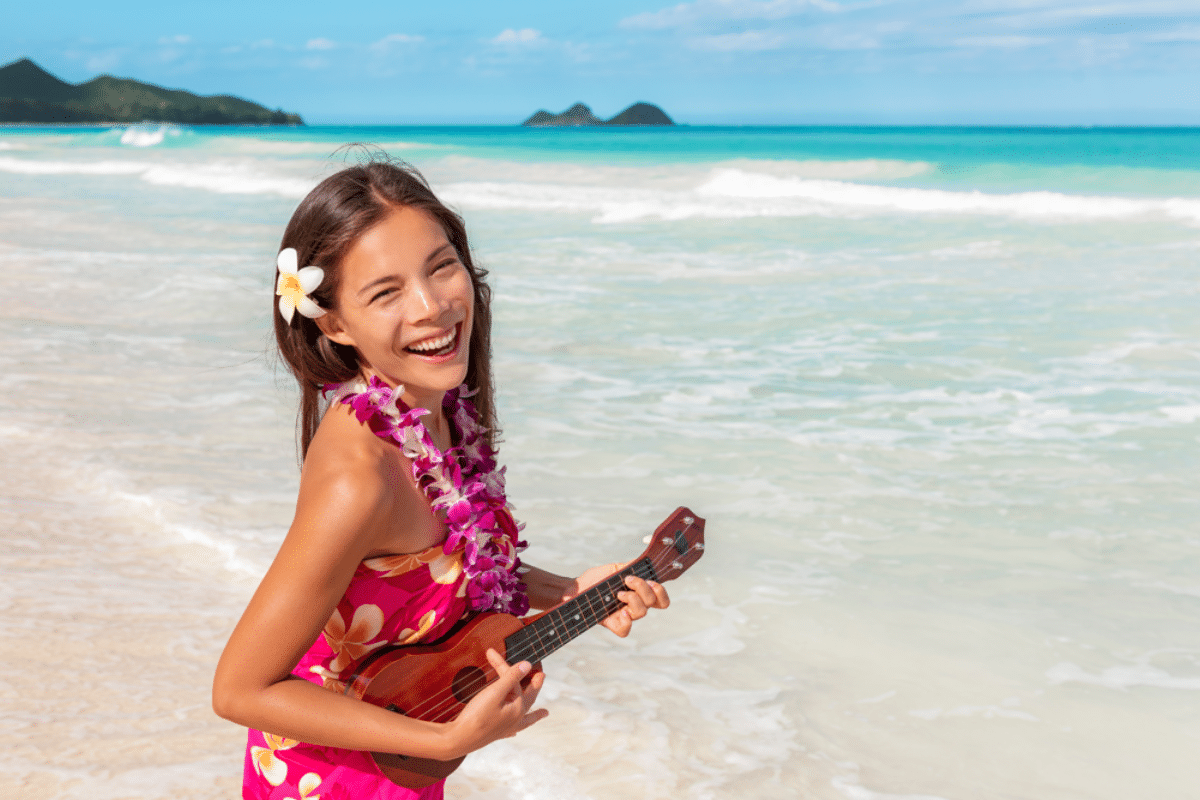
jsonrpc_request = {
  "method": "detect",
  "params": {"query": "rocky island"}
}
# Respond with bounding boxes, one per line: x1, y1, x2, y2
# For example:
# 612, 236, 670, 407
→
0, 58, 303, 125
523, 102, 674, 127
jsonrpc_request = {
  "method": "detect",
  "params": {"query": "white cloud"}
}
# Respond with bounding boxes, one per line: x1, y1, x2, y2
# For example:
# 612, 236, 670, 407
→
623, 0, 840, 30
623, 2, 692, 29
614, 0, 1200, 74
690, 30, 789, 51
1146, 25, 1200, 42
959, 0, 1200, 20
954, 35, 1052, 48
372, 33, 424, 49
951, 0, 1200, 34
492, 28, 543, 45
823, 31, 882, 50
85, 52, 122, 73
306, 38, 337, 51
158, 35, 191, 45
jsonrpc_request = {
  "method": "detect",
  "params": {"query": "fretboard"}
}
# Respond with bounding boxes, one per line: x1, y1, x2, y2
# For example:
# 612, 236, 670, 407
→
502, 558, 660, 665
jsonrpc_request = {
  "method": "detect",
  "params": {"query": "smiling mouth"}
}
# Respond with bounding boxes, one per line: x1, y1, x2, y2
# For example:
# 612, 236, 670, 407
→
404, 324, 459, 357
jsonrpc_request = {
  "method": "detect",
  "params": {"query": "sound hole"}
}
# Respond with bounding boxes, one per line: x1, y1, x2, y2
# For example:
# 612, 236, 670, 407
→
451, 666, 488, 704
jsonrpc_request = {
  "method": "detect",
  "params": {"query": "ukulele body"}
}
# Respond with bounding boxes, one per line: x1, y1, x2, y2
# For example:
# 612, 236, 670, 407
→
344, 611, 526, 788
340, 506, 705, 790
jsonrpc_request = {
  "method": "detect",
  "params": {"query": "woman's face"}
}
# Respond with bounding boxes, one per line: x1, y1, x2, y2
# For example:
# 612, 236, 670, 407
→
318, 205, 474, 408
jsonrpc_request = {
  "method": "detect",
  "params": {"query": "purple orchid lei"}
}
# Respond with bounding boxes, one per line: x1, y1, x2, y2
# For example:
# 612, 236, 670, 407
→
324, 376, 529, 616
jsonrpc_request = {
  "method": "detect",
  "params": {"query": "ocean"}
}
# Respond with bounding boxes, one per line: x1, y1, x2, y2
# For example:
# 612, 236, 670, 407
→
1, 123, 1197, 800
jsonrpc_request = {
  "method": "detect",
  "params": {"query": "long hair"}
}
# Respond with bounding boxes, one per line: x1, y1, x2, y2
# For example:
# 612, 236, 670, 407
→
273, 160, 496, 460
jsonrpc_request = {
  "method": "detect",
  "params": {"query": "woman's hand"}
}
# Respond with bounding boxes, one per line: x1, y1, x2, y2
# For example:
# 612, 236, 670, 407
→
443, 649, 547, 758
568, 563, 670, 638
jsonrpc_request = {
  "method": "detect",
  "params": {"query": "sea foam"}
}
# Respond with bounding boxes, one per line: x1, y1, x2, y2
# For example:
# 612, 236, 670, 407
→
0, 155, 312, 196
440, 165, 1200, 225
120, 124, 179, 147
1047, 661, 1200, 691
697, 168, 1200, 224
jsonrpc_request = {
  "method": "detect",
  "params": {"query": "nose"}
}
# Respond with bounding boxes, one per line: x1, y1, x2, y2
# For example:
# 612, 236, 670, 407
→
408, 276, 443, 321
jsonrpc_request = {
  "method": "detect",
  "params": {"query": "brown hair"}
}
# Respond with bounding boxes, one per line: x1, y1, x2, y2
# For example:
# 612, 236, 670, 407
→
273, 159, 496, 460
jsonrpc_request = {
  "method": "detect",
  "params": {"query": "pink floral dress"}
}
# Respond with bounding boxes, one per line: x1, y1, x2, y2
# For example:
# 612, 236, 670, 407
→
242, 543, 471, 800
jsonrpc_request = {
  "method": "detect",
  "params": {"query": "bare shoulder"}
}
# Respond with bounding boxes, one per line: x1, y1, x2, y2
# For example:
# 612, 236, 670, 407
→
293, 405, 394, 548
293, 403, 438, 560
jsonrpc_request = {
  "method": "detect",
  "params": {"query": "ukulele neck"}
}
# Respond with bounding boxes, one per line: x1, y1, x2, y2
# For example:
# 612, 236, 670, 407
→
503, 558, 659, 665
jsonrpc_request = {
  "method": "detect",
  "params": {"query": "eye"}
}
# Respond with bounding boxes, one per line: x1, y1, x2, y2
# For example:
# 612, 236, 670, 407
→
370, 286, 397, 303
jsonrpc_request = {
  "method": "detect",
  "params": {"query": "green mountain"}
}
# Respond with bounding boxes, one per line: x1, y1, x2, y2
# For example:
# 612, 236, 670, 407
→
0, 58, 303, 125
605, 102, 674, 126
522, 101, 675, 127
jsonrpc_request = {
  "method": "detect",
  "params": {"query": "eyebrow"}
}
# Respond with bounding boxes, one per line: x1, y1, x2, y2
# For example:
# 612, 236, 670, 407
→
355, 243, 458, 299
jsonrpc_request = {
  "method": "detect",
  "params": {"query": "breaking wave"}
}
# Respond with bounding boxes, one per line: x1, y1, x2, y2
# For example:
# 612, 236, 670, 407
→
441, 166, 1200, 225
0, 155, 312, 197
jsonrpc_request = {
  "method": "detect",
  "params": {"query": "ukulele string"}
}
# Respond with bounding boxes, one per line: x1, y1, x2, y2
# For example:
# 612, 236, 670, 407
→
380, 566, 640, 726
384, 544, 696, 726
397, 546, 690, 725
388, 559, 648, 722
502, 558, 659, 666
413, 566, 662, 725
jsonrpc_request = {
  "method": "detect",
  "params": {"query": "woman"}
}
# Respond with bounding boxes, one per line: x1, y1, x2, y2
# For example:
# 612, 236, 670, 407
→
212, 160, 669, 799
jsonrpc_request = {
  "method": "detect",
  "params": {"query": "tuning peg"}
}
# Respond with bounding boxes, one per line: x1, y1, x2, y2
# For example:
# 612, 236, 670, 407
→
643, 535, 652, 544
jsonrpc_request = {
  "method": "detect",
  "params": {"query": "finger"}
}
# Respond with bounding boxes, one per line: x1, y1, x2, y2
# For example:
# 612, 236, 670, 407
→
601, 610, 632, 638
522, 667, 545, 695
630, 575, 670, 609
623, 575, 661, 610
630, 577, 669, 609
520, 670, 545, 710
485, 648, 531, 698
485, 647, 508, 671
618, 590, 648, 620
508, 669, 547, 736
508, 707, 550, 737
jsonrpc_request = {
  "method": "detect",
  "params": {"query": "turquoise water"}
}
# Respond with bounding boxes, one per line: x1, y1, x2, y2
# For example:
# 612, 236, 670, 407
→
1, 123, 1198, 800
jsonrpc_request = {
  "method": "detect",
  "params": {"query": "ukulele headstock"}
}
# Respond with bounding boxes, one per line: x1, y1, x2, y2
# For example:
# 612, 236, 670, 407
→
639, 507, 705, 582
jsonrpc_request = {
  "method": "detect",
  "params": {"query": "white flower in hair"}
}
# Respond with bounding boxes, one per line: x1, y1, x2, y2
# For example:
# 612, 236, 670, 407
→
276, 247, 327, 323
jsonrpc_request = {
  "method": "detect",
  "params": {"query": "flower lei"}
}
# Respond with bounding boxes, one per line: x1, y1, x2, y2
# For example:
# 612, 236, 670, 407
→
325, 376, 529, 616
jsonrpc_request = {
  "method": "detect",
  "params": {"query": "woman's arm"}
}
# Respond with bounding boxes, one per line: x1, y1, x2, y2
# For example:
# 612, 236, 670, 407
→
521, 563, 670, 638
212, 444, 545, 760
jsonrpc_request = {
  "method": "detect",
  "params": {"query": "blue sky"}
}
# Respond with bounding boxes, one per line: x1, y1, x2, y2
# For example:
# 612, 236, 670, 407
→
5, 1, 1200, 124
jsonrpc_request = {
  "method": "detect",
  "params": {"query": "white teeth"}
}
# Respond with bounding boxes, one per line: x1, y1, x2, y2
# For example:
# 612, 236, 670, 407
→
407, 329, 456, 352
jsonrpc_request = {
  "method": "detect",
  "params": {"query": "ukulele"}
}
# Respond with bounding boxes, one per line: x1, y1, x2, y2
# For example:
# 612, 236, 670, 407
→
343, 507, 706, 788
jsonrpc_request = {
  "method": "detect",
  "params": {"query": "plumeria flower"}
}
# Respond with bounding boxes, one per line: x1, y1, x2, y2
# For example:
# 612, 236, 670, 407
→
250, 733, 298, 786
284, 772, 323, 800
323, 604, 386, 673
276, 247, 326, 324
